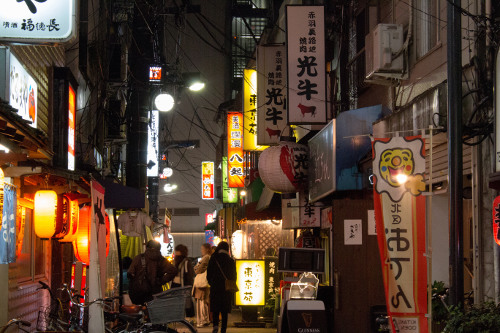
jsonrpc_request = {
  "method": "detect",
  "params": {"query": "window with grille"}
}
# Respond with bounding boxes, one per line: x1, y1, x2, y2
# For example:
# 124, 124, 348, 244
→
415, 0, 439, 59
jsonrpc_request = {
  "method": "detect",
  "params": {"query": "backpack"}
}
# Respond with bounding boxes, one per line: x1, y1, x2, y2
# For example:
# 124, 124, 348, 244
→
129, 254, 152, 305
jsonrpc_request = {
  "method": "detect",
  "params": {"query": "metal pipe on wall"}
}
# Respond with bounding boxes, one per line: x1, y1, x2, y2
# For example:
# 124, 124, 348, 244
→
447, 0, 464, 307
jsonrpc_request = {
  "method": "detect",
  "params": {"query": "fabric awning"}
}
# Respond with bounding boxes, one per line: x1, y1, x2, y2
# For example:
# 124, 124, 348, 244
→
101, 179, 145, 209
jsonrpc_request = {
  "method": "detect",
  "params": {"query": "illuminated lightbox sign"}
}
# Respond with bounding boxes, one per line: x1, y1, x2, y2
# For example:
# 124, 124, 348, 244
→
147, 110, 159, 177
9, 53, 37, 128
68, 85, 76, 171
202, 161, 215, 200
149, 66, 162, 82
227, 112, 245, 187
222, 157, 237, 203
236, 260, 265, 306
0, 0, 76, 43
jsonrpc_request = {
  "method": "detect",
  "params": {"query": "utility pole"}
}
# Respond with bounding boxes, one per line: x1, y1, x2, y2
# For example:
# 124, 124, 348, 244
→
126, 0, 153, 191
447, 0, 464, 307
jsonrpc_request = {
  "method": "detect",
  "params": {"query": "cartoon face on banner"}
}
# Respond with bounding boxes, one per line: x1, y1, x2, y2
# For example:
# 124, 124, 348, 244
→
373, 137, 426, 201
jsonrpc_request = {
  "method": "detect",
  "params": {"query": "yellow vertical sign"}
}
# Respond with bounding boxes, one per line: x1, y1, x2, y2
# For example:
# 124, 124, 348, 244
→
243, 69, 267, 151
235, 260, 266, 306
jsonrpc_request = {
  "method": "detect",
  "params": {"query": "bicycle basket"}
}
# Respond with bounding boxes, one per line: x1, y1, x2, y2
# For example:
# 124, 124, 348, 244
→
148, 290, 190, 324
153, 286, 192, 299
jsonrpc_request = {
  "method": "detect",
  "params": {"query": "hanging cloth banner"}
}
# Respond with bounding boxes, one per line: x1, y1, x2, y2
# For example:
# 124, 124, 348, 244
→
0, 185, 17, 264
372, 136, 427, 333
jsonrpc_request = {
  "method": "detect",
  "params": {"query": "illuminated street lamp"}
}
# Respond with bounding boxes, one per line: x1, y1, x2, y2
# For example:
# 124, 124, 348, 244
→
155, 92, 175, 112
164, 183, 177, 192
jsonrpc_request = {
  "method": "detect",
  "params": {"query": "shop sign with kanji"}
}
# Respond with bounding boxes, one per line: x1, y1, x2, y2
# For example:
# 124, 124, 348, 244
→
373, 136, 428, 333
201, 161, 215, 200
227, 112, 245, 188
0, 0, 76, 43
286, 5, 327, 124
235, 260, 265, 306
256, 45, 288, 145
243, 69, 267, 151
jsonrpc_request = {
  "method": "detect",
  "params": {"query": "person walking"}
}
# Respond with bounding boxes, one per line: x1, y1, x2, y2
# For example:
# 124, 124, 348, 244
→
172, 244, 195, 317
207, 241, 237, 333
193, 243, 212, 327
127, 240, 177, 305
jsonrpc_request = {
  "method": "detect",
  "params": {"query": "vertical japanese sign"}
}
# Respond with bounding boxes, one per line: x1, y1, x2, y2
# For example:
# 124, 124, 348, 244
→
9, 53, 37, 128
0, 0, 76, 43
202, 161, 215, 200
89, 180, 106, 332
286, 5, 327, 124
257, 45, 287, 145
299, 190, 320, 227
68, 85, 76, 171
147, 110, 159, 177
236, 260, 266, 306
227, 112, 245, 187
0, 185, 17, 264
243, 69, 267, 151
222, 157, 238, 203
372, 137, 427, 333
265, 257, 279, 304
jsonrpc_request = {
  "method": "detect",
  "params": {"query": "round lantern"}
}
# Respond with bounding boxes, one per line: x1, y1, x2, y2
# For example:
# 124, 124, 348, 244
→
231, 230, 244, 259
258, 141, 309, 193
59, 194, 80, 242
73, 205, 91, 264
34, 190, 64, 239
73, 205, 111, 264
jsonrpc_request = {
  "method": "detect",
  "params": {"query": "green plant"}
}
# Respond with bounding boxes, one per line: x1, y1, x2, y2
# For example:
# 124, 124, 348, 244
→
432, 280, 450, 324
444, 301, 500, 333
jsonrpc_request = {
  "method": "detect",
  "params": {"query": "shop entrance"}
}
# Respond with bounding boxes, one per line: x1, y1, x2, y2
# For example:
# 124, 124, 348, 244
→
332, 196, 385, 332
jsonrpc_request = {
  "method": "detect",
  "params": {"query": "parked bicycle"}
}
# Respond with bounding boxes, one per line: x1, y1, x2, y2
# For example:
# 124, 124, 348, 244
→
108, 287, 197, 333
0, 319, 31, 333
36, 281, 70, 331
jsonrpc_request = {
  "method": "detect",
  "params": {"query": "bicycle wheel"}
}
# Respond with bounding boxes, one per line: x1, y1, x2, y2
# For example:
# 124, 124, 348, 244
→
165, 320, 197, 333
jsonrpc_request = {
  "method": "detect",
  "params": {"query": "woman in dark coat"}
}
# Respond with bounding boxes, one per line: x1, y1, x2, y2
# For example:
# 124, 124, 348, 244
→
207, 241, 237, 333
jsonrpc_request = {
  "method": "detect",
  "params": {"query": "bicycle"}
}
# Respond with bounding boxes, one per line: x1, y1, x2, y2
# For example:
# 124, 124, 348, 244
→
108, 287, 197, 333
36, 281, 70, 331
0, 318, 31, 333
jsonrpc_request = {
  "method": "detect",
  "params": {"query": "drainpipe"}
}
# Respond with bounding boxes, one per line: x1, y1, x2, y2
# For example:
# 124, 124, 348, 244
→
494, 48, 500, 303
447, 0, 464, 307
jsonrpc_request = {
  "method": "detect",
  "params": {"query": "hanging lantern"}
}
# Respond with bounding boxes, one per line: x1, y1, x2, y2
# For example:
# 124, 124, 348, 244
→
258, 141, 309, 193
34, 190, 63, 239
73, 205, 91, 264
73, 205, 111, 264
59, 194, 80, 242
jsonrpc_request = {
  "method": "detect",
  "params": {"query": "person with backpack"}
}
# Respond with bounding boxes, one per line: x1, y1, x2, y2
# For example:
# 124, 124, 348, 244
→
127, 240, 177, 305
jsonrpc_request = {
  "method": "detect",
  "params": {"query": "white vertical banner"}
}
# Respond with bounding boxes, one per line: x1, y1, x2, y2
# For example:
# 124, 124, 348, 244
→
89, 180, 105, 332
147, 110, 159, 177
257, 45, 288, 145
286, 5, 327, 124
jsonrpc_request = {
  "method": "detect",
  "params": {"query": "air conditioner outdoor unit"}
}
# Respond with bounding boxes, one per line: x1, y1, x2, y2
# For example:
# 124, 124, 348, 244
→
365, 23, 405, 81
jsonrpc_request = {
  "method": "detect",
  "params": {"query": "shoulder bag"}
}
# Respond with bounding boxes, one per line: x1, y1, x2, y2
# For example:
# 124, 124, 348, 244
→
215, 258, 239, 293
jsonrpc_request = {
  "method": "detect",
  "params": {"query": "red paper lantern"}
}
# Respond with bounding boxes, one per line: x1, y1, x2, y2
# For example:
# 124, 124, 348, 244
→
59, 194, 80, 242
493, 196, 500, 246
73, 205, 91, 264
258, 141, 309, 193
73, 205, 111, 264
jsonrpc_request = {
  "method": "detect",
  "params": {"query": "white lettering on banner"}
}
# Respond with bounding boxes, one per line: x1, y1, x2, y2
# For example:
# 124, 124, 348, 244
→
392, 317, 419, 332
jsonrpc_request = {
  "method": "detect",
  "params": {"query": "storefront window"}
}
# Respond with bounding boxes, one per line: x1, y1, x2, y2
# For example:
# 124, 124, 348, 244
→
9, 207, 47, 281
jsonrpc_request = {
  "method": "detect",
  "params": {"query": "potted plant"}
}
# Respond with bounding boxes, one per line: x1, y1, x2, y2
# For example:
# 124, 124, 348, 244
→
444, 301, 500, 332
432, 281, 449, 332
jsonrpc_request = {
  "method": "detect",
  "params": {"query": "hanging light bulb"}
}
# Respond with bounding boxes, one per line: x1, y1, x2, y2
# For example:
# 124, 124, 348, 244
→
155, 93, 175, 112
